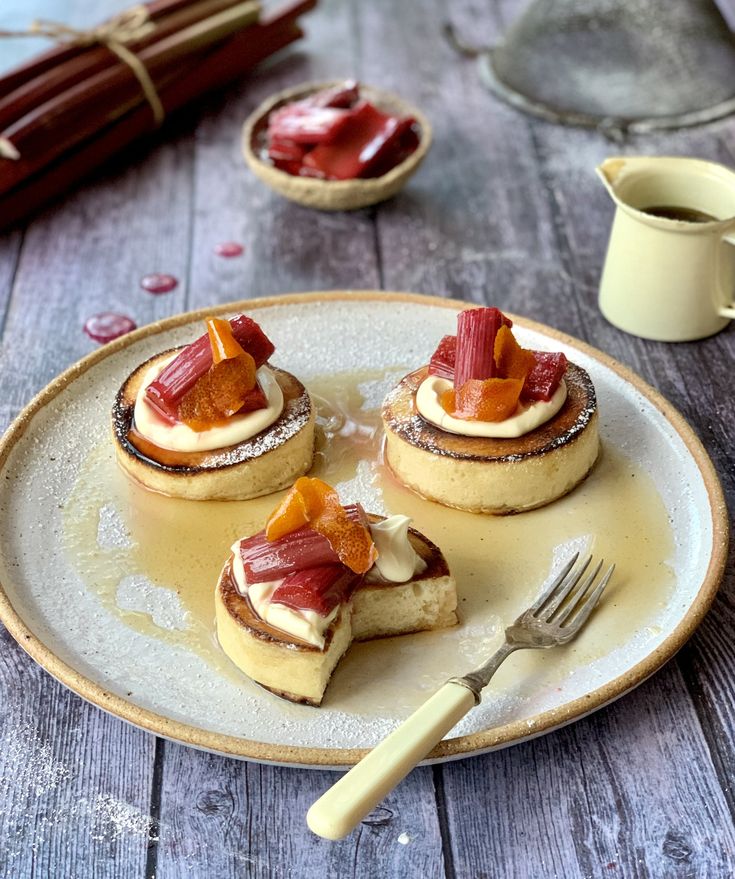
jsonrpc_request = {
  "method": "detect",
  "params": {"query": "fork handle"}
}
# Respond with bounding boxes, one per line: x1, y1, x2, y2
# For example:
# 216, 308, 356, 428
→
306, 682, 476, 840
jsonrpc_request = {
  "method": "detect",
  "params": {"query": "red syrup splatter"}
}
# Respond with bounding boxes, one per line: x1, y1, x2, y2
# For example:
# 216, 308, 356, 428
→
140, 273, 179, 294
83, 313, 137, 344
214, 241, 244, 258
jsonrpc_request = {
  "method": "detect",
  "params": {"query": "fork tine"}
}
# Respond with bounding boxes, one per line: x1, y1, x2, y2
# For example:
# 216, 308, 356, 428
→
528, 552, 579, 613
553, 558, 604, 625
562, 564, 615, 632
537, 555, 592, 620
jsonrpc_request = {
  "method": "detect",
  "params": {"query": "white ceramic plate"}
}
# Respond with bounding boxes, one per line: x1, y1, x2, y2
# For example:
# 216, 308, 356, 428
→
0, 292, 728, 768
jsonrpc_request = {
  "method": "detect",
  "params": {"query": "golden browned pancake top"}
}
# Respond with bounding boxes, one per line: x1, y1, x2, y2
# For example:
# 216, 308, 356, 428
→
112, 349, 311, 473
381, 362, 596, 462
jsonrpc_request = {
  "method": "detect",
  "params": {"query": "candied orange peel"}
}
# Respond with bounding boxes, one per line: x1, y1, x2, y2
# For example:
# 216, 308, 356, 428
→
207, 316, 248, 364
441, 377, 524, 422
494, 325, 536, 382
265, 477, 378, 574
179, 317, 259, 430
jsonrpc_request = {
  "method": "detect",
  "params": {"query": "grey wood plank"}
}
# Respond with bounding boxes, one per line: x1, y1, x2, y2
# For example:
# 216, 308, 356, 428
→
364, 0, 735, 874
442, 667, 735, 879
153, 4, 442, 876
527, 116, 735, 822
0, 626, 156, 878
0, 134, 193, 429
154, 741, 445, 879
364, 0, 571, 321
0, 230, 22, 338
185, 0, 380, 311
0, 103, 197, 876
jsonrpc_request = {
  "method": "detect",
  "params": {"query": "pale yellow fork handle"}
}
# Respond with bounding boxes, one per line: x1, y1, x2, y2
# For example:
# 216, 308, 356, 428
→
306, 682, 476, 840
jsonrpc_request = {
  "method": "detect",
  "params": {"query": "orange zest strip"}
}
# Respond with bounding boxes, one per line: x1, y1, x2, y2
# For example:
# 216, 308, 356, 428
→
179, 351, 258, 431
207, 316, 248, 364
494, 325, 536, 382
442, 377, 524, 422
265, 477, 315, 541
265, 477, 377, 574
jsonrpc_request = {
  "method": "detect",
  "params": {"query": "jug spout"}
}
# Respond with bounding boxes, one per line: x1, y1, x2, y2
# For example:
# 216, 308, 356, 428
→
595, 157, 650, 206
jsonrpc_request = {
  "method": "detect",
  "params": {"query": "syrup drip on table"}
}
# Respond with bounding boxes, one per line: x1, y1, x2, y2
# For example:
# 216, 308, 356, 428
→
83, 312, 137, 344
140, 273, 179, 294
62, 368, 676, 715
214, 242, 245, 258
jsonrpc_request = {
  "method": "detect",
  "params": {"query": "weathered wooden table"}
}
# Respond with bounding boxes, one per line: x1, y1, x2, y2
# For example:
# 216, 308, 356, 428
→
1, 1, 734, 876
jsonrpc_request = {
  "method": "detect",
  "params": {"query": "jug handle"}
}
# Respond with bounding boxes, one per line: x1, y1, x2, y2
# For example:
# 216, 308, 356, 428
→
719, 231, 735, 319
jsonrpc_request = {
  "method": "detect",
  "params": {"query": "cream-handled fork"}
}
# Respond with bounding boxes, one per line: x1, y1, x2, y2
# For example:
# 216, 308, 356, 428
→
307, 553, 615, 840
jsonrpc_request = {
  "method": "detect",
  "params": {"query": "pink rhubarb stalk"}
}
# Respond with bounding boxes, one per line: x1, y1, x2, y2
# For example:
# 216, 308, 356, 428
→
240, 504, 367, 582
522, 352, 568, 401
270, 565, 359, 617
453, 307, 512, 389
145, 315, 275, 423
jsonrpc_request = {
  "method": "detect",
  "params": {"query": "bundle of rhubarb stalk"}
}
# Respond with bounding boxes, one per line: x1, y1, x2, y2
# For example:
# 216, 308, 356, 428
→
0, 0, 315, 230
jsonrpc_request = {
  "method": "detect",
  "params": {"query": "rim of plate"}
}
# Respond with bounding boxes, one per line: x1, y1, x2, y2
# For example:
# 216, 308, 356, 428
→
0, 291, 729, 766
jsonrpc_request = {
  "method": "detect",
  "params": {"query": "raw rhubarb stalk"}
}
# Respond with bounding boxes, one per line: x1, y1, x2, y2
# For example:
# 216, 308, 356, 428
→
454, 308, 512, 389
428, 335, 457, 380
300, 101, 411, 180
522, 352, 568, 401
145, 314, 274, 422
271, 565, 359, 617
240, 504, 365, 582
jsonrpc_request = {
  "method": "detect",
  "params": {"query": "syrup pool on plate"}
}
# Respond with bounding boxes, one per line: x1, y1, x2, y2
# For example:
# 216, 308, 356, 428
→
62, 368, 675, 716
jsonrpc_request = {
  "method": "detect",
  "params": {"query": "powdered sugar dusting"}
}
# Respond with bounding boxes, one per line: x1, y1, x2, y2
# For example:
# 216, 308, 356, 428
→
116, 575, 190, 631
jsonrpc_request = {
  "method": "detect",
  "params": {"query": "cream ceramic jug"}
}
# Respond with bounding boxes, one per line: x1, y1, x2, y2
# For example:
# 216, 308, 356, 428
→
597, 156, 735, 341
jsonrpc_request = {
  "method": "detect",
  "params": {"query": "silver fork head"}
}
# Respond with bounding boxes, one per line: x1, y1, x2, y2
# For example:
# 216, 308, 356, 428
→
505, 553, 615, 649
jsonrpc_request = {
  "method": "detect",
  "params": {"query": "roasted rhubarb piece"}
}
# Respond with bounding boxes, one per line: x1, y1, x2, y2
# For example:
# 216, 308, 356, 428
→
523, 351, 569, 401
267, 106, 354, 144
301, 102, 411, 180
264, 81, 420, 181
270, 565, 359, 616
265, 477, 377, 574
239, 504, 365, 582
454, 307, 512, 388
144, 314, 275, 423
303, 80, 359, 109
430, 307, 568, 423
428, 335, 456, 380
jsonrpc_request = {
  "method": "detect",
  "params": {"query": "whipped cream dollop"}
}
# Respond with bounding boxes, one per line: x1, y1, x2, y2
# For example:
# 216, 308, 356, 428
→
230, 515, 426, 647
134, 354, 284, 452
368, 516, 426, 583
415, 374, 567, 438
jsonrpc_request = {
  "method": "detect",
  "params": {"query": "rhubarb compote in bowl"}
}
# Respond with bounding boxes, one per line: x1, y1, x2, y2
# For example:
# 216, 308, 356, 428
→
241, 80, 432, 210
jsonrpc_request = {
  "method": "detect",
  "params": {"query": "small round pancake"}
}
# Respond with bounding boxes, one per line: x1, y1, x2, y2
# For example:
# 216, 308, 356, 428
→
382, 363, 600, 514
112, 350, 315, 500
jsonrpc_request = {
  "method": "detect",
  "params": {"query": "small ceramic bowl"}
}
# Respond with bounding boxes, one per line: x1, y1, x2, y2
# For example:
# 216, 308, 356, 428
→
241, 81, 432, 211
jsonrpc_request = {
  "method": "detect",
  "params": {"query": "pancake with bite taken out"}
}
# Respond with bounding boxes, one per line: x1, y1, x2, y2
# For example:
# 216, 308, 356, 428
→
215, 517, 457, 706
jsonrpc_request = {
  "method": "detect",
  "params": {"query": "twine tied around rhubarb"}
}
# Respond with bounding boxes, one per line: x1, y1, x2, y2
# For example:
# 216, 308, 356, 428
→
0, 5, 165, 160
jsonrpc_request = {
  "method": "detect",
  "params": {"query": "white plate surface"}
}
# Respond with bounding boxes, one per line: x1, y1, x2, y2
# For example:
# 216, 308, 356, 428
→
0, 293, 727, 767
